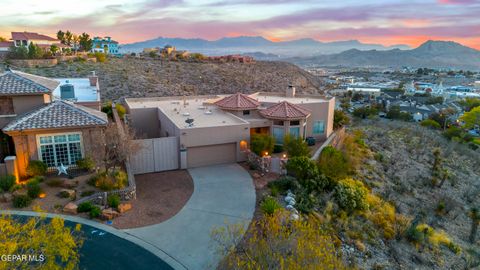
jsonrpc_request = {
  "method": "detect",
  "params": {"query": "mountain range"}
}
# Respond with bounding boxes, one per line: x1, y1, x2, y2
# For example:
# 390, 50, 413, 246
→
120, 36, 410, 57
291, 40, 480, 70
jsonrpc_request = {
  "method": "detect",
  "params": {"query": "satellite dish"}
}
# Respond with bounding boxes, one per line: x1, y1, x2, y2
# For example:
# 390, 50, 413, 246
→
185, 118, 194, 127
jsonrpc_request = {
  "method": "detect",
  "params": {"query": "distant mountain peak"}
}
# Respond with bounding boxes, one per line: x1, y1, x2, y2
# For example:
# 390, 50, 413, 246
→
415, 40, 476, 53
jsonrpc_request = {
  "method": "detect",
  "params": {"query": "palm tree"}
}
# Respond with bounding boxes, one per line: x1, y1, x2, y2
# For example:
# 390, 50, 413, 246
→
469, 207, 480, 243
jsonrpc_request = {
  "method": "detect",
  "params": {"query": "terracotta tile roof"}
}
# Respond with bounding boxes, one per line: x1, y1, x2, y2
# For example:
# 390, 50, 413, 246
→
260, 101, 311, 120
0, 70, 59, 96
0, 41, 13, 48
3, 100, 108, 132
11, 32, 58, 41
214, 93, 260, 110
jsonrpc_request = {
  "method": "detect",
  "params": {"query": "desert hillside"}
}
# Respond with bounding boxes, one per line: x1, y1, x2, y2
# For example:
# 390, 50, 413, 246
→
13, 58, 323, 100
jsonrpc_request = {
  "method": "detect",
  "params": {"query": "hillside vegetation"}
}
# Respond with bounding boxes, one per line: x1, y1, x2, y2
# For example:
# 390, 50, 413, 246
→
14, 58, 323, 100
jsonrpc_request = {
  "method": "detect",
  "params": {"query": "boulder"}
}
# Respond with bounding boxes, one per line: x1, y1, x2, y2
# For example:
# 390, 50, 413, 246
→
101, 208, 120, 220
12, 189, 27, 197
59, 189, 76, 198
0, 193, 13, 203
117, 203, 132, 213
63, 202, 78, 214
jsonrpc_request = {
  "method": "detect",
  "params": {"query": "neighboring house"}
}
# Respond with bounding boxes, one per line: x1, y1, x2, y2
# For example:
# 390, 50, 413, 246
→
0, 41, 13, 59
125, 86, 335, 168
11, 31, 70, 52
92, 36, 119, 54
0, 69, 107, 179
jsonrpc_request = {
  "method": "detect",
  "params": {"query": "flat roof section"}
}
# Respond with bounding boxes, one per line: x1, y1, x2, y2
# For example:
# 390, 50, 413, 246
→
249, 92, 330, 104
126, 97, 249, 129
53, 78, 100, 102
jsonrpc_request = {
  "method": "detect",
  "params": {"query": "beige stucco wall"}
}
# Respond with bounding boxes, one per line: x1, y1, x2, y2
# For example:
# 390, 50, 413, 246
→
11, 94, 51, 115
128, 108, 160, 139
158, 108, 180, 138
299, 98, 335, 140
7, 127, 104, 178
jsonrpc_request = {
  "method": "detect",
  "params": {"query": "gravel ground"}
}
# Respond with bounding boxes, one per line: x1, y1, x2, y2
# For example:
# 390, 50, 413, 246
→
112, 170, 194, 229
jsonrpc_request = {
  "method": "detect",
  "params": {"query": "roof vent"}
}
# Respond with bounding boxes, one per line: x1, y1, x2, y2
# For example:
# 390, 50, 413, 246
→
60, 84, 75, 100
182, 112, 190, 116
204, 110, 212, 115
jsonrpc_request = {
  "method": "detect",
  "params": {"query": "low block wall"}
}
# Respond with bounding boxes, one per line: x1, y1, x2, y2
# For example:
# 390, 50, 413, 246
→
9, 58, 58, 68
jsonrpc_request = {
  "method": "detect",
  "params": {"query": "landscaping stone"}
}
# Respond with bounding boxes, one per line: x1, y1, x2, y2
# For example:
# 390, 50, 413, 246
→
12, 189, 27, 197
63, 202, 78, 214
117, 203, 132, 213
0, 193, 13, 203
101, 208, 120, 220
59, 189, 76, 198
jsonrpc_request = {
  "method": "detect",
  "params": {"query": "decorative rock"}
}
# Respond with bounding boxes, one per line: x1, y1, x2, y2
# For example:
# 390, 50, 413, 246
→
63, 202, 78, 214
286, 204, 295, 211
101, 208, 120, 220
287, 191, 295, 198
12, 189, 27, 197
117, 203, 132, 213
287, 198, 296, 206
290, 213, 299, 220
284, 196, 294, 203
60, 189, 76, 198
0, 193, 13, 203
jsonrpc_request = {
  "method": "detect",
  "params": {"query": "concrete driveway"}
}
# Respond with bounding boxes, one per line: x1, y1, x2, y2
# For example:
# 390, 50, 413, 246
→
124, 163, 256, 270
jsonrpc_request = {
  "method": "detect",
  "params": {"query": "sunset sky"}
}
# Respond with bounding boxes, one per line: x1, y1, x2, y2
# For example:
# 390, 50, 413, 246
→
1, 0, 479, 49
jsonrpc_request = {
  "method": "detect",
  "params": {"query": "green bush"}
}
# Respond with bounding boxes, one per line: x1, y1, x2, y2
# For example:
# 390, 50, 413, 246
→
89, 206, 101, 219
334, 178, 368, 211
286, 156, 318, 180
334, 109, 350, 129
295, 187, 317, 213
420, 119, 441, 129
26, 160, 47, 177
58, 191, 71, 199
115, 104, 126, 119
26, 179, 42, 198
273, 144, 284, 153
250, 134, 275, 156
318, 146, 350, 180
267, 176, 299, 193
283, 134, 310, 158
77, 201, 94, 213
90, 170, 128, 191
94, 52, 107, 63
260, 196, 281, 215
76, 157, 95, 171
12, 195, 32, 208
101, 101, 113, 118
30, 176, 45, 182
0, 175, 16, 191
107, 194, 120, 209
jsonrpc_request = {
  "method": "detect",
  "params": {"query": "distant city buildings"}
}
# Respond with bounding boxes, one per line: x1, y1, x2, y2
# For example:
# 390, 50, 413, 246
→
92, 36, 119, 54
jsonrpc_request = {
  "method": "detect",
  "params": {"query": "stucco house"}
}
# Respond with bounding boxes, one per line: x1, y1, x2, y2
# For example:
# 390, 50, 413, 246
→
11, 31, 70, 52
92, 36, 119, 54
0, 69, 107, 179
125, 86, 334, 168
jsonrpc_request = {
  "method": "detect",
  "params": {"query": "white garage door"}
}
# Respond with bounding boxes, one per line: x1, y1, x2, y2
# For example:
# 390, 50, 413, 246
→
187, 143, 236, 168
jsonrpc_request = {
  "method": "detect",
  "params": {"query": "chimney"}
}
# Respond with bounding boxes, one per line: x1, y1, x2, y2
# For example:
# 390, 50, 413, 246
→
286, 84, 296, 98
88, 71, 98, 87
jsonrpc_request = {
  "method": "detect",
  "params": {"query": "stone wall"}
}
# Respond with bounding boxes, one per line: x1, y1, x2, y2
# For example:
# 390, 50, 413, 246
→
9, 58, 58, 68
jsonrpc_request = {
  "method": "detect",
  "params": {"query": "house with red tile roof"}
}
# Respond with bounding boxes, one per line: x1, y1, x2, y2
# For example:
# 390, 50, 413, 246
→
11, 31, 70, 52
125, 85, 334, 168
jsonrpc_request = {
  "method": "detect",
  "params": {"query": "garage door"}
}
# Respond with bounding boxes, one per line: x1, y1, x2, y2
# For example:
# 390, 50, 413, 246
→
187, 143, 236, 168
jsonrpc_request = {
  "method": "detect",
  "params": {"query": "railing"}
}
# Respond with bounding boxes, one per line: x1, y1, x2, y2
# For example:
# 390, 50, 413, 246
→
74, 103, 137, 205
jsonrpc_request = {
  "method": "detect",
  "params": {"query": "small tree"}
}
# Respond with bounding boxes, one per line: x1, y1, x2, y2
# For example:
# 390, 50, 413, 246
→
212, 210, 347, 270
318, 146, 350, 180
461, 106, 480, 130
250, 134, 274, 156
0, 214, 83, 269
50, 44, 59, 55
79, 32, 93, 52
470, 207, 480, 243
98, 123, 140, 173
283, 134, 310, 158
333, 109, 350, 129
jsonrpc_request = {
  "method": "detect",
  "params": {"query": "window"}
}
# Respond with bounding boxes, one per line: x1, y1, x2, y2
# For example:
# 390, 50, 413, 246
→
243, 110, 250, 115
37, 133, 83, 167
289, 127, 300, 138
273, 120, 284, 126
290, 120, 300, 126
313, 121, 325, 134
273, 127, 284, 144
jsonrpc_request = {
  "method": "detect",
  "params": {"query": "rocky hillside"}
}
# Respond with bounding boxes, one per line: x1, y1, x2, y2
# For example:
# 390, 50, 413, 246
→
355, 120, 480, 269
14, 58, 323, 101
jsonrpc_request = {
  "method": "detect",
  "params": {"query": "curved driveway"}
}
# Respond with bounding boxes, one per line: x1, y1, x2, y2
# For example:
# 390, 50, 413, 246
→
124, 163, 256, 270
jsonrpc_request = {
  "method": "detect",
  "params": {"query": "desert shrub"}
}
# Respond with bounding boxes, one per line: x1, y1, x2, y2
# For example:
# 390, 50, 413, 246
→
58, 191, 71, 198
334, 109, 350, 129
94, 52, 106, 63
115, 104, 126, 119
0, 175, 16, 191
76, 157, 95, 171
250, 134, 275, 156
12, 194, 32, 208
77, 201, 94, 213
295, 188, 317, 213
444, 126, 464, 141
101, 101, 113, 118
352, 106, 378, 119
420, 119, 441, 129
318, 146, 350, 180
334, 178, 368, 211
89, 170, 128, 191
267, 176, 298, 193
89, 206, 101, 219
366, 194, 396, 239
260, 196, 281, 215
283, 134, 310, 158
26, 160, 47, 177
286, 156, 318, 180
26, 179, 42, 198
107, 194, 121, 208
80, 190, 95, 197
46, 178, 63, 187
